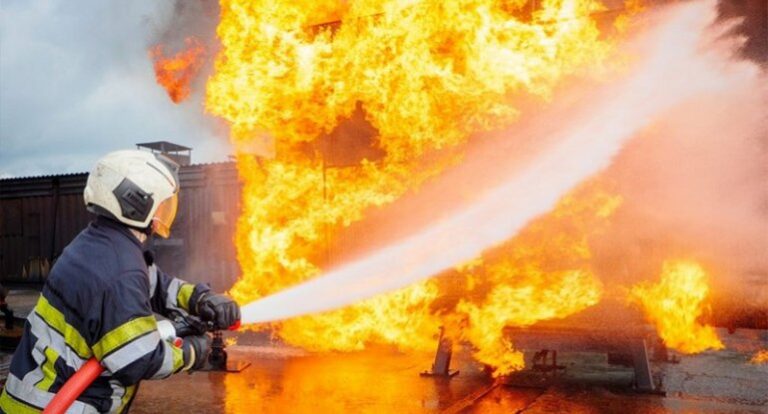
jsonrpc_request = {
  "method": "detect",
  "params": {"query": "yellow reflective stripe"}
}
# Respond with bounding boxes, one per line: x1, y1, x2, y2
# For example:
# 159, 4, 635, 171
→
171, 342, 185, 372
119, 385, 137, 413
36, 346, 60, 392
35, 295, 91, 359
177, 283, 195, 310
93, 316, 157, 360
0, 389, 42, 414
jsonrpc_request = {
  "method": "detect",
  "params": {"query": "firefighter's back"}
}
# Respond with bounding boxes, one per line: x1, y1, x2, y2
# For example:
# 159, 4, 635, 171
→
0, 217, 148, 413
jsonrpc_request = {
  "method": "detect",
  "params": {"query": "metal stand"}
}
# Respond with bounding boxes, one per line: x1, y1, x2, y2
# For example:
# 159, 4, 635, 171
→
421, 327, 459, 378
504, 326, 663, 393
531, 349, 565, 375
630, 339, 656, 392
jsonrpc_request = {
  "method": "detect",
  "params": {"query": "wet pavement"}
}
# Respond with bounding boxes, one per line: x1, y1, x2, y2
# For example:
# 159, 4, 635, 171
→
659, 330, 768, 407
468, 385, 767, 414
131, 329, 768, 414
132, 345, 493, 414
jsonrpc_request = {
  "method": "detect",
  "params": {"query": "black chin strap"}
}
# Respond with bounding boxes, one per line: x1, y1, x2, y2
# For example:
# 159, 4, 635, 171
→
143, 250, 155, 266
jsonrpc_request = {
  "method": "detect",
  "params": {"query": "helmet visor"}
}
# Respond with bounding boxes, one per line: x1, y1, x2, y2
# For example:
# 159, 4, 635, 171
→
152, 194, 178, 238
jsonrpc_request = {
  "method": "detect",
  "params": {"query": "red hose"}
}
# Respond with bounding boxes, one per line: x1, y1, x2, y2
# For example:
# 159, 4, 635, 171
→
40, 319, 236, 412
43, 357, 104, 414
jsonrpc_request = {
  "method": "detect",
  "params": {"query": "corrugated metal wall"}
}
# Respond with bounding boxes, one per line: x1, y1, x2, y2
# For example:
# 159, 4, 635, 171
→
0, 163, 241, 291
0, 174, 91, 283
151, 162, 241, 292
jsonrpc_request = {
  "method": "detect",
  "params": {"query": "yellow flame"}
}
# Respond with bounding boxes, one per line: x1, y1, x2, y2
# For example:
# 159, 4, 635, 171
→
750, 349, 768, 365
207, 0, 613, 148
455, 181, 618, 376
458, 270, 603, 376
279, 281, 440, 352
205, 0, 626, 367
630, 260, 724, 354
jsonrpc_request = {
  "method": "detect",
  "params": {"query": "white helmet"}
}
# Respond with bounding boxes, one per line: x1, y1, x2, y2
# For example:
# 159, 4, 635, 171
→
84, 150, 180, 238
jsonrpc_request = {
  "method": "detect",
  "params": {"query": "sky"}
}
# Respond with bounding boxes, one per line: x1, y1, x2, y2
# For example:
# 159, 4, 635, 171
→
0, 0, 231, 178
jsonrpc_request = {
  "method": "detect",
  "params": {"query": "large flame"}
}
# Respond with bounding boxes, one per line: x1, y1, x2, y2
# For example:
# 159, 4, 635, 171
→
149, 37, 206, 103
205, 0, 621, 358
630, 260, 724, 354
455, 182, 618, 376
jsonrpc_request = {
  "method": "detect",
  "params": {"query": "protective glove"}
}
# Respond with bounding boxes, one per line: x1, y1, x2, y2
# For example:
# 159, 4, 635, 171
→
196, 293, 241, 330
181, 334, 211, 371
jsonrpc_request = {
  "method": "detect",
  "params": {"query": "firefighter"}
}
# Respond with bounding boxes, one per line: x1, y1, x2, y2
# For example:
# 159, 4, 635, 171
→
0, 150, 240, 413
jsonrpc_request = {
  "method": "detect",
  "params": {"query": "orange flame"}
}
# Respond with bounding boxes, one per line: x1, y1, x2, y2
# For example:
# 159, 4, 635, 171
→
751, 350, 768, 365
149, 37, 205, 103
458, 270, 603, 375
455, 182, 619, 376
204, 0, 629, 372
630, 260, 724, 354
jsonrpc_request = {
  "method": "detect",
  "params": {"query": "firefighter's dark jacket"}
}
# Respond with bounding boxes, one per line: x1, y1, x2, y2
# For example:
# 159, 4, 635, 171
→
0, 216, 210, 413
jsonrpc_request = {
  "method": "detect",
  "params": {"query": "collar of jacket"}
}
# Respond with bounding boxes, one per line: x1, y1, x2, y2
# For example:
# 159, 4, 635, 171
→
93, 215, 146, 250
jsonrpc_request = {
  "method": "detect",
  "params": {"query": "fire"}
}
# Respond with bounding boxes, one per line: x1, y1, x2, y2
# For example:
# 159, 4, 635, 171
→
149, 37, 205, 103
455, 182, 618, 376
206, 0, 623, 356
278, 281, 441, 352
750, 350, 768, 365
458, 270, 603, 375
630, 260, 724, 354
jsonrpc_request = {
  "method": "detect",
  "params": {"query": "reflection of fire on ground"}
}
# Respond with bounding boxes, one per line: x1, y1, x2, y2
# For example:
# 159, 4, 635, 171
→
130, 332, 768, 412
174, 0, 768, 379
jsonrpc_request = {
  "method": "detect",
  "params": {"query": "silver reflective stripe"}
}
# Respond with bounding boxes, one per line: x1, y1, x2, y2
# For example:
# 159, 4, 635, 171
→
148, 264, 158, 298
156, 319, 177, 342
21, 364, 45, 389
165, 278, 184, 311
4, 373, 99, 414
28, 311, 86, 370
149, 341, 176, 379
101, 330, 161, 374
108, 379, 125, 414
30, 344, 45, 366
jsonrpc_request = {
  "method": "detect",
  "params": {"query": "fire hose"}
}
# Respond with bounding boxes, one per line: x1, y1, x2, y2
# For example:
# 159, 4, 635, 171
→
42, 312, 231, 414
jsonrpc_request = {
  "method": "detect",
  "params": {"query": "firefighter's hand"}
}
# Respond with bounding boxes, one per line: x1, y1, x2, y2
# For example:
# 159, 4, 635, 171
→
197, 293, 241, 330
182, 334, 211, 371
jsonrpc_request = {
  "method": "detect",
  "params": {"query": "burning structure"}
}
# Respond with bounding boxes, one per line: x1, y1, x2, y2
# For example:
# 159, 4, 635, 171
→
179, 0, 767, 380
